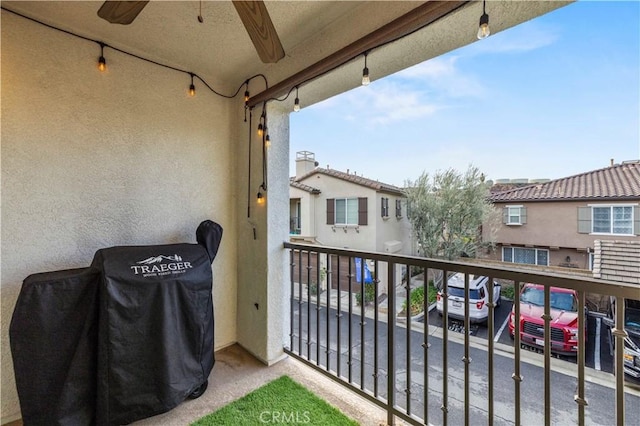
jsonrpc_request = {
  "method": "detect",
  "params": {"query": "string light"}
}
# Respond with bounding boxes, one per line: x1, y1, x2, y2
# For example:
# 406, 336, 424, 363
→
256, 191, 264, 204
265, 134, 271, 148
98, 42, 106, 72
244, 81, 250, 103
293, 86, 300, 112
257, 123, 263, 137
362, 51, 370, 86
188, 73, 196, 97
477, 0, 490, 40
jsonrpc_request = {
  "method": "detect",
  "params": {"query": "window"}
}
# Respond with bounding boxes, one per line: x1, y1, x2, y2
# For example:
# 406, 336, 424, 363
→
336, 198, 359, 225
502, 247, 549, 266
578, 205, 637, 235
381, 197, 389, 218
503, 205, 526, 225
326, 198, 367, 226
395, 199, 402, 218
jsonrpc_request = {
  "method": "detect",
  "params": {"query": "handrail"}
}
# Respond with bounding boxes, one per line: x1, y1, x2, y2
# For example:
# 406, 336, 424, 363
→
284, 242, 639, 298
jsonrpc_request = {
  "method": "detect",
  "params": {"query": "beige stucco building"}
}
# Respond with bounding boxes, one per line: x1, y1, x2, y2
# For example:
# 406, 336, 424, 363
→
486, 161, 640, 270
290, 151, 411, 255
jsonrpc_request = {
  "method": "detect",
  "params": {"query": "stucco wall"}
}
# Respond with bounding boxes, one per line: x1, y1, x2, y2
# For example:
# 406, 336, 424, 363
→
308, 175, 377, 250
492, 201, 640, 248
1, 13, 238, 422
374, 193, 410, 255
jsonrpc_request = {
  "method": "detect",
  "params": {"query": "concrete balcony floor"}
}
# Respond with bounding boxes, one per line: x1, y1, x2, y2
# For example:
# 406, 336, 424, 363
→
4, 344, 389, 426
132, 344, 389, 426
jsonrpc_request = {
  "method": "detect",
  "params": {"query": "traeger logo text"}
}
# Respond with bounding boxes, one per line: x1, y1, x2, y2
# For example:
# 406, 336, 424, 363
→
131, 254, 193, 277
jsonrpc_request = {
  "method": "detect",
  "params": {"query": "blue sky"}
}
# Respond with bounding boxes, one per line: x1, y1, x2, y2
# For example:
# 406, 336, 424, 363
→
290, 1, 640, 187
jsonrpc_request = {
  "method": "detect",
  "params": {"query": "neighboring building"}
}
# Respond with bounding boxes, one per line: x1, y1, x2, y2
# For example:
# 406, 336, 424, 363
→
290, 151, 411, 255
486, 160, 640, 270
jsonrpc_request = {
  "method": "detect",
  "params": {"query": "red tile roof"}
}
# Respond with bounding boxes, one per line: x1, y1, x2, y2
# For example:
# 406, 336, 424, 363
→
490, 161, 640, 202
289, 178, 321, 194
294, 168, 405, 196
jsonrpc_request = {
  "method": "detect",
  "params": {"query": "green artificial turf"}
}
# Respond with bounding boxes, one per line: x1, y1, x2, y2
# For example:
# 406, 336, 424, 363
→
191, 375, 359, 426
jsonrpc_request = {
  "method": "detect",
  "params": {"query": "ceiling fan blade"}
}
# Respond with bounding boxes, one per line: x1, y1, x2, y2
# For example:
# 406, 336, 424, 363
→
232, 1, 285, 64
97, 1, 150, 25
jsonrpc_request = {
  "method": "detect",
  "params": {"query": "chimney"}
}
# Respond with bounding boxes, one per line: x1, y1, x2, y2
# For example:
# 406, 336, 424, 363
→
610, 158, 614, 167
295, 151, 318, 179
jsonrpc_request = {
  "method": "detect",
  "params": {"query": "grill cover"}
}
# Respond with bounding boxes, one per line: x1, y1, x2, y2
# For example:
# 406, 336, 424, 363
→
10, 220, 222, 426
9, 268, 100, 425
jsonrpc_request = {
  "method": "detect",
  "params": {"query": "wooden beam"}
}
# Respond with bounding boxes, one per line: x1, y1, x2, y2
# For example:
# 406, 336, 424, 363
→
247, 0, 469, 108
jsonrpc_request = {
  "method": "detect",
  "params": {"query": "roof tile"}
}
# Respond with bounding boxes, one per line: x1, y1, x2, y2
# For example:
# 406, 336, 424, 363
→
491, 161, 640, 202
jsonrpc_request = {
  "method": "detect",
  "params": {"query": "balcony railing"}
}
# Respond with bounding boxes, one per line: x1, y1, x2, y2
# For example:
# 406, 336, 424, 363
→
284, 242, 639, 426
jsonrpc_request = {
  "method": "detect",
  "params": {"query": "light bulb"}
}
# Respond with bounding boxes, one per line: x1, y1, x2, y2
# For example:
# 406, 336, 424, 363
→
189, 84, 196, 97
244, 90, 250, 103
293, 97, 300, 112
257, 191, 265, 205
265, 134, 271, 148
477, 13, 490, 39
257, 123, 264, 137
362, 67, 370, 86
98, 56, 106, 72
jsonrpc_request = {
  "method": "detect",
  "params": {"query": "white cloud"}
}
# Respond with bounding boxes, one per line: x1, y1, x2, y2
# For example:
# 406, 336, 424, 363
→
394, 56, 487, 99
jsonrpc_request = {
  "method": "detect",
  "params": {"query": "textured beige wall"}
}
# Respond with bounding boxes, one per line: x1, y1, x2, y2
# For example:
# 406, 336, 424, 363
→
1, 13, 238, 422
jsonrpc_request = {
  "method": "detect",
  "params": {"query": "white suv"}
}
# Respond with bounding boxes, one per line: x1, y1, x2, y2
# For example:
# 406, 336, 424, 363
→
436, 273, 501, 324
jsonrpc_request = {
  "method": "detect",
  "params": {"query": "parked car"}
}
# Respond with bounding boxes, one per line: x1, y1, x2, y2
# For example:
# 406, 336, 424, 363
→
603, 297, 640, 380
436, 273, 501, 324
509, 283, 582, 356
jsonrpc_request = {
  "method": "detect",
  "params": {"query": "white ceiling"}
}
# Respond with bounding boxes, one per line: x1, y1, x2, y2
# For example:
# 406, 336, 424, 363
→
2, 1, 571, 104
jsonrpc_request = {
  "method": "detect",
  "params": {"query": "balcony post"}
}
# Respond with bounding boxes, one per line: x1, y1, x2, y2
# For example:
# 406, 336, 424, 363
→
387, 261, 396, 426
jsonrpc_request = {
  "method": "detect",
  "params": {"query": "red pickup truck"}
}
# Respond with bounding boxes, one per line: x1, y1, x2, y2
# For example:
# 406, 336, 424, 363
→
509, 283, 582, 356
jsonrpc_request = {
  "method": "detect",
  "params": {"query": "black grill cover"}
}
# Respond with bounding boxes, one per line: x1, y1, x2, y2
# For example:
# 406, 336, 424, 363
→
9, 268, 100, 425
10, 220, 222, 426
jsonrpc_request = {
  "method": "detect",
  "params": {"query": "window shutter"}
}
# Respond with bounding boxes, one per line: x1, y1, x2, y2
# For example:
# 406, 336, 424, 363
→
358, 197, 368, 225
381, 198, 385, 218
396, 199, 402, 217
634, 206, 640, 236
577, 207, 591, 233
326, 199, 335, 225
520, 207, 527, 224
502, 207, 508, 224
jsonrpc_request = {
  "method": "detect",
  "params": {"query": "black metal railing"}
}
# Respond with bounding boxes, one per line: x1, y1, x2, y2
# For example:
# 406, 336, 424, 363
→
284, 242, 639, 426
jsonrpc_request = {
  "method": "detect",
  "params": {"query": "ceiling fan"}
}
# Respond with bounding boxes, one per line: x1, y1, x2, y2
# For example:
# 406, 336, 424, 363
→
97, 0, 285, 63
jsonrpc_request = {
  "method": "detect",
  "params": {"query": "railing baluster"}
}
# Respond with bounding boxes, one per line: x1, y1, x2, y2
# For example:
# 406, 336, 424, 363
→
387, 261, 396, 426
289, 250, 294, 351
316, 252, 321, 366
574, 290, 587, 426
423, 267, 429, 424
348, 257, 353, 383
441, 270, 449, 426
405, 263, 412, 415
360, 258, 366, 391
374, 260, 380, 398
613, 296, 627, 426
487, 276, 495, 426
336, 254, 342, 377
306, 250, 312, 359
512, 280, 522, 426
463, 273, 470, 426
326, 255, 332, 372
298, 250, 303, 355
543, 285, 551, 426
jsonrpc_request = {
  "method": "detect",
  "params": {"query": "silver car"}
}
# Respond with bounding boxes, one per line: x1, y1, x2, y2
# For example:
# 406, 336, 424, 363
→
436, 273, 501, 323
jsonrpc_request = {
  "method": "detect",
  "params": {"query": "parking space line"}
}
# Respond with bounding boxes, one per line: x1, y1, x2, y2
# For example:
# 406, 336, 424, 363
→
494, 312, 510, 343
595, 317, 601, 371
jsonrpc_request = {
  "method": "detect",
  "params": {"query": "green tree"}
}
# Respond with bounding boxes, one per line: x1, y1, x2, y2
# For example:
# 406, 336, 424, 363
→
405, 165, 498, 261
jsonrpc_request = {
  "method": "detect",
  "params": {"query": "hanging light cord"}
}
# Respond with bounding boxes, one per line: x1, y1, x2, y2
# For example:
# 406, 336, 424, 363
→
1, 6, 268, 100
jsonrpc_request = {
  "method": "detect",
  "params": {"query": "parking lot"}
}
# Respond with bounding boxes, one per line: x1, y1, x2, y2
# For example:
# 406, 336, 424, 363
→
425, 299, 618, 376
